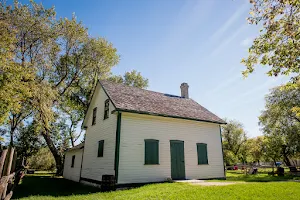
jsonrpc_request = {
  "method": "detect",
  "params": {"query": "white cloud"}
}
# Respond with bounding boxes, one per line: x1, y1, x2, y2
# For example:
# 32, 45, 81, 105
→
163, 0, 215, 49
205, 74, 242, 97
240, 37, 253, 47
210, 25, 247, 57
210, 3, 249, 42
227, 76, 285, 106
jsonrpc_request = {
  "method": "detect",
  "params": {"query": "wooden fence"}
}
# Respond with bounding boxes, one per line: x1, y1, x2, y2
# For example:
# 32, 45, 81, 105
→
226, 164, 300, 176
0, 147, 24, 200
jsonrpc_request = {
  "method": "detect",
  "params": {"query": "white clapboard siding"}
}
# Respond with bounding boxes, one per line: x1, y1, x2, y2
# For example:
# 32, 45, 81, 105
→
118, 113, 224, 184
63, 149, 83, 182
81, 84, 117, 181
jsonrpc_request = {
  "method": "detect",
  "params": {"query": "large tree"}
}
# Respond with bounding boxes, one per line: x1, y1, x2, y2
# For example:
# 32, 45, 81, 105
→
221, 119, 248, 165
0, 11, 36, 145
242, 0, 300, 80
242, 0, 300, 117
1, 0, 148, 175
259, 86, 300, 169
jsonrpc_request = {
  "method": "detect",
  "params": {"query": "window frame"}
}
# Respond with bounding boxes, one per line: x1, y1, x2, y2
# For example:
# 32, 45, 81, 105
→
144, 139, 159, 165
98, 140, 104, 157
197, 143, 208, 165
71, 155, 75, 168
92, 107, 97, 125
104, 99, 110, 120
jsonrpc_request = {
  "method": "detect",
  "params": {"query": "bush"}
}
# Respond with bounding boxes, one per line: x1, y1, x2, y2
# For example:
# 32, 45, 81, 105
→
27, 147, 55, 171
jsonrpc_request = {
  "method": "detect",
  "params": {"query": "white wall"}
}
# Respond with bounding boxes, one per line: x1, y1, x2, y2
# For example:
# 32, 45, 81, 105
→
118, 113, 224, 184
63, 149, 83, 182
81, 84, 117, 182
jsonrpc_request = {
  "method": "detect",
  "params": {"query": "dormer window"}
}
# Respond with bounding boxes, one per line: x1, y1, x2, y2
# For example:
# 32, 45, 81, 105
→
92, 107, 97, 125
104, 99, 109, 119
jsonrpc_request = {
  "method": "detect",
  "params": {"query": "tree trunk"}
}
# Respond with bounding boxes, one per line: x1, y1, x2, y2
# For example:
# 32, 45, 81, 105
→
282, 150, 296, 172
41, 132, 64, 175
10, 130, 14, 146
283, 155, 296, 171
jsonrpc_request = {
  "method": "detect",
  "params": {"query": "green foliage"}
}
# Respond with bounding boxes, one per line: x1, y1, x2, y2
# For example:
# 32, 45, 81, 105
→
247, 136, 265, 163
259, 85, 300, 165
0, 19, 35, 125
221, 119, 248, 165
223, 150, 239, 166
1, 0, 147, 174
14, 123, 42, 159
27, 147, 56, 171
108, 70, 149, 88
242, 0, 300, 81
263, 135, 283, 163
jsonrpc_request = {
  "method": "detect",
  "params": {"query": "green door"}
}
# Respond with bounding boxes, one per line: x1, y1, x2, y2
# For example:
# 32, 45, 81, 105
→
170, 140, 185, 180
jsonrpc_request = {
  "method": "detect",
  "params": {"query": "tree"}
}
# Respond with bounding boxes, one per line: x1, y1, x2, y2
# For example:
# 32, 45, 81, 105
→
259, 86, 300, 169
108, 70, 149, 88
263, 135, 283, 168
221, 119, 248, 165
1, 0, 148, 175
14, 123, 42, 163
238, 140, 251, 164
27, 147, 56, 171
0, 1, 119, 174
242, 0, 300, 81
247, 136, 265, 164
0, 13, 36, 144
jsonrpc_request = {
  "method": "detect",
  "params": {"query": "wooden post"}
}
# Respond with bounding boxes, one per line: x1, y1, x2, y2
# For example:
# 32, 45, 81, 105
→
0, 150, 8, 178
2, 147, 14, 199
4, 191, 12, 200
10, 152, 17, 174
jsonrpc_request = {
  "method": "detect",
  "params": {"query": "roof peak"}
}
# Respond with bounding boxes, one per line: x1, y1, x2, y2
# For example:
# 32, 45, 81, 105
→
99, 80, 189, 100
99, 80, 225, 124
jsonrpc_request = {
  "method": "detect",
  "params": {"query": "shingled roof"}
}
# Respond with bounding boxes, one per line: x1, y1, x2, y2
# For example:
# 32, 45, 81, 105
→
100, 81, 225, 124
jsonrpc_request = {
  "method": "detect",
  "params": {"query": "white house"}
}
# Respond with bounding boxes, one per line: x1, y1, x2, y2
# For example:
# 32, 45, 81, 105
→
63, 81, 226, 186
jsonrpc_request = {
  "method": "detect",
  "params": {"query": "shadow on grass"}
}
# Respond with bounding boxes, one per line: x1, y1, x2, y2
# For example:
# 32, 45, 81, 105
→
13, 175, 101, 199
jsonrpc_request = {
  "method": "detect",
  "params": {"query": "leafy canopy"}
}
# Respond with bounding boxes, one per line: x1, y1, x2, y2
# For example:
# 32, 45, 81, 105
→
259, 86, 300, 165
221, 119, 248, 165
108, 70, 149, 88
242, 0, 300, 81
1, 0, 148, 174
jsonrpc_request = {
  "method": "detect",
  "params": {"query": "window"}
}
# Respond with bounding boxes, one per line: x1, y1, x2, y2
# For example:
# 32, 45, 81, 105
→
92, 107, 97, 125
104, 99, 109, 119
197, 143, 208, 165
144, 139, 159, 164
71, 155, 75, 168
98, 140, 104, 157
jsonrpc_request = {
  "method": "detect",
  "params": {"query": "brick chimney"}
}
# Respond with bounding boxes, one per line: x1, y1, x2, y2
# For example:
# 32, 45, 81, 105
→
180, 83, 189, 98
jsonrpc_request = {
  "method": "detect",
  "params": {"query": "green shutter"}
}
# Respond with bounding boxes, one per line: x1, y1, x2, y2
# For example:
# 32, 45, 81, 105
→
145, 139, 159, 164
197, 143, 208, 164
98, 140, 104, 157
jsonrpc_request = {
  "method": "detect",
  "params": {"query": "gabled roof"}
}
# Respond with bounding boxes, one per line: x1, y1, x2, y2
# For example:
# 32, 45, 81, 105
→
100, 80, 225, 124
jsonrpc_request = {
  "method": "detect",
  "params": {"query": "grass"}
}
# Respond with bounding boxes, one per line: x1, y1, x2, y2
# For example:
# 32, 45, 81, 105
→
13, 171, 300, 200
214, 169, 297, 182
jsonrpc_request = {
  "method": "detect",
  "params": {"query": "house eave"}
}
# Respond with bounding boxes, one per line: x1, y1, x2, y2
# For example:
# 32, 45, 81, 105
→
115, 108, 227, 125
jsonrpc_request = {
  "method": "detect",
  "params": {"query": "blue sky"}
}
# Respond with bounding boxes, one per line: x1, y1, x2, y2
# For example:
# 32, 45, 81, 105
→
20, 0, 288, 137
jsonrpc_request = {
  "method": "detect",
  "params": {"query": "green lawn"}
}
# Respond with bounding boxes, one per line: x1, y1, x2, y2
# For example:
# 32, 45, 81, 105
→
217, 169, 299, 182
13, 171, 300, 200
